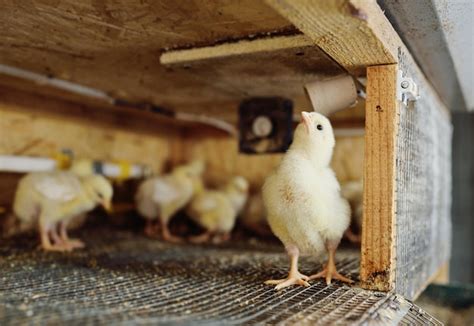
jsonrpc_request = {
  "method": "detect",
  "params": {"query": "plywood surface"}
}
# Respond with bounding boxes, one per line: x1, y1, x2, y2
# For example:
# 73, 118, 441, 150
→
0, 90, 176, 174
0, 0, 347, 119
360, 64, 398, 292
264, 0, 399, 76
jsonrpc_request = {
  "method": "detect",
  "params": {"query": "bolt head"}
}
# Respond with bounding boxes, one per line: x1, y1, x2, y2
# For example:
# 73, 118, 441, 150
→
401, 80, 410, 89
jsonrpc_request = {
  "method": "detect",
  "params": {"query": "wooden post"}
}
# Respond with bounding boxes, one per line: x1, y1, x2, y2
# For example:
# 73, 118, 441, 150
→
360, 64, 399, 291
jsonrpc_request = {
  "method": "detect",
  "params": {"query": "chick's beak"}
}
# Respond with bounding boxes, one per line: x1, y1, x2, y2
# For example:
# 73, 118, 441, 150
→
301, 111, 311, 133
101, 200, 113, 213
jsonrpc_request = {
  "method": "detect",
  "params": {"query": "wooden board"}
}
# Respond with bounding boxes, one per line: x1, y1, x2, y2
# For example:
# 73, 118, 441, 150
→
360, 64, 399, 292
0, 0, 346, 119
0, 89, 178, 174
264, 0, 399, 76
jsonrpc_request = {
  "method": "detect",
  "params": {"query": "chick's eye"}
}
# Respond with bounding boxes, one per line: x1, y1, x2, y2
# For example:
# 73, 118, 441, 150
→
97, 192, 103, 199
316, 124, 323, 131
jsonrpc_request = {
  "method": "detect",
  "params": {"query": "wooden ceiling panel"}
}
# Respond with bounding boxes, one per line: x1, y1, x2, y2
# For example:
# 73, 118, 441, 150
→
0, 0, 346, 119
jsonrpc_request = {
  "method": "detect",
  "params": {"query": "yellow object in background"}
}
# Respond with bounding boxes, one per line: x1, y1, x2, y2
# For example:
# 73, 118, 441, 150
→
53, 150, 74, 170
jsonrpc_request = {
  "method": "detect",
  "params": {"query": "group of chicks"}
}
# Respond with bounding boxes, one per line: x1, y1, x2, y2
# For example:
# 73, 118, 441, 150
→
11, 110, 361, 290
135, 160, 249, 244
12, 160, 249, 252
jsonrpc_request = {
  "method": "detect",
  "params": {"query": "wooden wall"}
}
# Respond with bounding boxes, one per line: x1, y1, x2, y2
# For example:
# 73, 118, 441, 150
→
178, 128, 364, 191
0, 88, 179, 208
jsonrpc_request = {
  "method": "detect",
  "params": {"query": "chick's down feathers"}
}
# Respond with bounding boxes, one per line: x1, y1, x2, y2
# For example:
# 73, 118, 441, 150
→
186, 176, 249, 233
262, 112, 350, 256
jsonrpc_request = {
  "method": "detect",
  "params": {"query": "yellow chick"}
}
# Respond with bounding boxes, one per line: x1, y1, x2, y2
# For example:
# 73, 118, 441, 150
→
241, 191, 273, 237
13, 171, 113, 251
263, 111, 352, 290
186, 176, 249, 244
70, 158, 95, 177
135, 160, 204, 243
341, 180, 363, 243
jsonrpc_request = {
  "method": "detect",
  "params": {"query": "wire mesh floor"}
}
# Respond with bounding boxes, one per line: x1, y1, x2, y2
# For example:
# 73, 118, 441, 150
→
0, 228, 441, 325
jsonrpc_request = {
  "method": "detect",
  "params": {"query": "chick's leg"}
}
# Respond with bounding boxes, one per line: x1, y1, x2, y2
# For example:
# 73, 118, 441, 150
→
189, 231, 212, 244
39, 221, 69, 252
59, 220, 85, 249
144, 219, 160, 237
161, 218, 183, 244
212, 232, 231, 244
265, 244, 310, 290
309, 240, 353, 285
344, 229, 361, 244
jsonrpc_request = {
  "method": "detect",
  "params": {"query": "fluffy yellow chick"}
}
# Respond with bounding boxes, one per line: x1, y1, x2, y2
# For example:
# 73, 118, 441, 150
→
13, 171, 113, 251
262, 111, 353, 290
341, 180, 363, 243
186, 176, 249, 244
135, 160, 204, 243
241, 191, 272, 237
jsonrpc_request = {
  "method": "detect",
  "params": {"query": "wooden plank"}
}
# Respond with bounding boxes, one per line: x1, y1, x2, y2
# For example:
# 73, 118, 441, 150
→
360, 64, 399, 291
0, 1, 348, 118
0, 89, 179, 175
161, 34, 312, 65
0, 0, 297, 114
264, 0, 400, 75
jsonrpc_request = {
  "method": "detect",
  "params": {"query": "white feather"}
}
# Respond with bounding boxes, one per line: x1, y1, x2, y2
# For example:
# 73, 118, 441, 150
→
152, 180, 181, 204
34, 174, 81, 201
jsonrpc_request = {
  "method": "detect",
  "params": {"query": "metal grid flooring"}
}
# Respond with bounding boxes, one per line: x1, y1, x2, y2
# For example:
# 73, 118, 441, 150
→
0, 228, 441, 325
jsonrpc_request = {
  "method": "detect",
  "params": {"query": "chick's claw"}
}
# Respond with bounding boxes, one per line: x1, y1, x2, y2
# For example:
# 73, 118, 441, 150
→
265, 272, 310, 290
309, 265, 353, 285
64, 239, 85, 249
41, 243, 73, 252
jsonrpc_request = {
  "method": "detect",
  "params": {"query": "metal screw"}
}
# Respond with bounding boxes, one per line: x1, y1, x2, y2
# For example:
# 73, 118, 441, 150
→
401, 80, 410, 89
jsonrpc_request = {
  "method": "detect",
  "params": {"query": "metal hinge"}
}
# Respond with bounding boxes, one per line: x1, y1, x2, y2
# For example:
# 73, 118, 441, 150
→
397, 70, 420, 106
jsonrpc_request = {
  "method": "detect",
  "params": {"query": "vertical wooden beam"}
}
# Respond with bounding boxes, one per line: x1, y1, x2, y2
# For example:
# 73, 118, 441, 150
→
360, 64, 399, 291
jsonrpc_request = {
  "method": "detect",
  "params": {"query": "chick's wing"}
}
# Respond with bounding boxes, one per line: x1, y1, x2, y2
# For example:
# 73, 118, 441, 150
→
34, 173, 82, 202
152, 179, 182, 204
192, 194, 219, 213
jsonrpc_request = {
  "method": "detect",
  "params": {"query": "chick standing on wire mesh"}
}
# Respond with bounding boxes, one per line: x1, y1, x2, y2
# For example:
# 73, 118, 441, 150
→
262, 111, 353, 290
13, 171, 113, 251
341, 180, 363, 244
186, 176, 249, 244
135, 160, 204, 243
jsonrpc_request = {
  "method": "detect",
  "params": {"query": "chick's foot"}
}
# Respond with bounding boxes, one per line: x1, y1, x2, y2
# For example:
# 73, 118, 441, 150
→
144, 220, 161, 238
162, 226, 183, 244
41, 242, 73, 252
309, 241, 354, 285
189, 232, 211, 244
211, 232, 230, 244
265, 271, 310, 290
308, 265, 353, 285
63, 238, 85, 249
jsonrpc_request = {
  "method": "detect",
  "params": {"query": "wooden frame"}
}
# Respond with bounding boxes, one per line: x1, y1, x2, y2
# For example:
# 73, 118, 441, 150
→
360, 64, 399, 291
0, 0, 452, 301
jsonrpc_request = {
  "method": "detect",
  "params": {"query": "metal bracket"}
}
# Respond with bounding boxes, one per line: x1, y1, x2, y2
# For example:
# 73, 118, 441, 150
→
397, 70, 420, 106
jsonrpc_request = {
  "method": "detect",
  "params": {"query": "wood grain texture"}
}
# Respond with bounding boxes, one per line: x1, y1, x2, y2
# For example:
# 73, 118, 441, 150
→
264, 0, 399, 75
161, 34, 312, 65
0, 0, 344, 118
0, 89, 178, 175
360, 64, 399, 291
